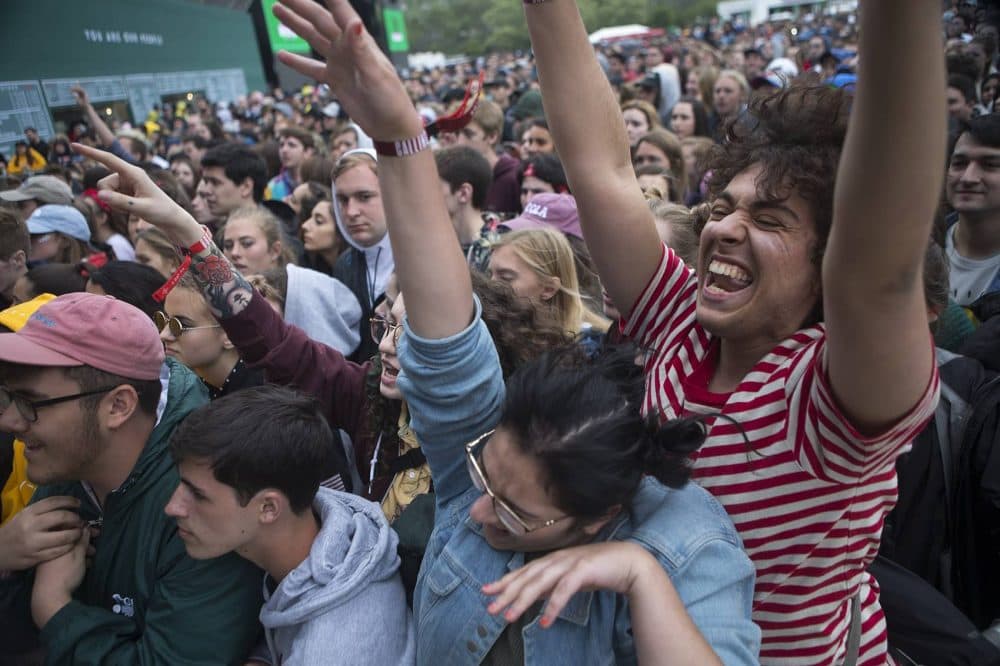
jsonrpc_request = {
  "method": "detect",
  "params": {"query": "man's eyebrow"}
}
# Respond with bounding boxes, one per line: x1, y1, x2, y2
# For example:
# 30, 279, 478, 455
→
179, 477, 205, 496
750, 200, 800, 222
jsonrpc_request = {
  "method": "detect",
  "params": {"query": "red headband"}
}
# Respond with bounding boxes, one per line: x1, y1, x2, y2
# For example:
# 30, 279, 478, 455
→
82, 188, 112, 214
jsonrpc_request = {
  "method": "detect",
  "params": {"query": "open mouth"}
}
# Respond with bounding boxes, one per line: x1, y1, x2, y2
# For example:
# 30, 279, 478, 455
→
704, 258, 753, 296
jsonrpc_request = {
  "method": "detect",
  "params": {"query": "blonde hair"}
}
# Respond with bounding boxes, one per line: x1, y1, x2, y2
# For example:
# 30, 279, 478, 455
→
636, 129, 687, 204
223, 205, 295, 268
649, 200, 699, 266
495, 228, 609, 335
331, 151, 377, 183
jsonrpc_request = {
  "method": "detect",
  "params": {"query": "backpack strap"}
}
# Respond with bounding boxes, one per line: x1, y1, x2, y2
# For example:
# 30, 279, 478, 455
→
844, 591, 862, 666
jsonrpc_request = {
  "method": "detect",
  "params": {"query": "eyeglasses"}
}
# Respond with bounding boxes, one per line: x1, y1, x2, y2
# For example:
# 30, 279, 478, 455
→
155, 311, 221, 338
369, 316, 403, 346
0, 386, 118, 423
465, 429, 569, 535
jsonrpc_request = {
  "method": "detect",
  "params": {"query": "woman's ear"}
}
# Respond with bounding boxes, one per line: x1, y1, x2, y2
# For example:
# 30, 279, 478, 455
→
269, 240, 283, 261
580, 504, 622, 537
539, 276, 561, 302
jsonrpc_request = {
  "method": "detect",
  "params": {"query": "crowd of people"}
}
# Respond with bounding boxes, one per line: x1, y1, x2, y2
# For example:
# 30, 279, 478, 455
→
1, 0, 999, 664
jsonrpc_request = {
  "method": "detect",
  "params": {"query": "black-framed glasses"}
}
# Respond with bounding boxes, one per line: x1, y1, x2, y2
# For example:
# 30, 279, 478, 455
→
0, 386, 118, 423
155, 311, 221, 338
465, 429, 569, 535
369, 316, 403, 346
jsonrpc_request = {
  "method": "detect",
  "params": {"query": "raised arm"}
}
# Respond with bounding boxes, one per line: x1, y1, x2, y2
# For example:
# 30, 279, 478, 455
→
523, 1, 663, 317
274, 0, 473, 339
822, 0, 946, 431
71, 87, 120, 155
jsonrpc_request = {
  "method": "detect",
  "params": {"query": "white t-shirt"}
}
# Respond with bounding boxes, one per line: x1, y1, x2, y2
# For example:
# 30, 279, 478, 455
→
106, 233, 135, 262
945, 224, 1000, 306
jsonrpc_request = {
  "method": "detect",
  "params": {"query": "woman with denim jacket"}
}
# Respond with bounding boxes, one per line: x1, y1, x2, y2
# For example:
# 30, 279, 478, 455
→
79, 1, 760, 662
269, 2, 759, 664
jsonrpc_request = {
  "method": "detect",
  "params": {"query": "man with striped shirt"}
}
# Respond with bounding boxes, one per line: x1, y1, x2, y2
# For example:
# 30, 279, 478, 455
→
523, 0, 945, 663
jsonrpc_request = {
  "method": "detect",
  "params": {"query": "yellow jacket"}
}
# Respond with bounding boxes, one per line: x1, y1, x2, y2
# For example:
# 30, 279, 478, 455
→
6, 147, 46, 176
0, 294, 54, 525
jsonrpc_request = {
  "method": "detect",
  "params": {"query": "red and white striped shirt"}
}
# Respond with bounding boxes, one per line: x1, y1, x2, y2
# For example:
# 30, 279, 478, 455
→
624, 246, 939, 665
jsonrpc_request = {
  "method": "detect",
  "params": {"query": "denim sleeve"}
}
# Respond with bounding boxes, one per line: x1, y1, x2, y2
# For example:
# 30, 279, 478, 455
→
650, 537, 761, 664
396, 298, 505, 509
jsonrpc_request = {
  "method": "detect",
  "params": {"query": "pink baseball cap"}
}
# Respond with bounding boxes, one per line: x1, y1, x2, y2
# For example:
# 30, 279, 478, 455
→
0, 293, 163, 380
501, 193, 583, 240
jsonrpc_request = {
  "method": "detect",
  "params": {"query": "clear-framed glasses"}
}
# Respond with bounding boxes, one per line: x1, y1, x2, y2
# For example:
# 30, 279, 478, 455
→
464, 429, 569, 535
154, 311, 221, 338
0, 386, 118, 423
369, 316, 403, 346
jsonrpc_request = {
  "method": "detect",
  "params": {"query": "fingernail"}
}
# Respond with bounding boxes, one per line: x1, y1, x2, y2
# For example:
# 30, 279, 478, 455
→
486, 602, 498, 614
540, 616, 553, 628
354, 23, 363, 37
504, 609, 516, 621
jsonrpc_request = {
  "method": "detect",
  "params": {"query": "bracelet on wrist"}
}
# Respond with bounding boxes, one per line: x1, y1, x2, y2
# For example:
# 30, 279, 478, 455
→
373, 72, 485, 158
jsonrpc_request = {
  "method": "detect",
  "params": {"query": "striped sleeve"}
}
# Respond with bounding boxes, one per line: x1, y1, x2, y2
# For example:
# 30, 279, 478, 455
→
622, 244, 698, 353
788, 336, 940, 484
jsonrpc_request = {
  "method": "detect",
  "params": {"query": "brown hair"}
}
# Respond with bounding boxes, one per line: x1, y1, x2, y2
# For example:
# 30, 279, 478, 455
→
621, 100, 663, 133
135, 227, 183, 274
471, 99, 505, 143
0, 208, 29, 260
278, 126, 317, 151
224, 206, 296, 268
649, 200, 699, 266
636, 129, 687, 204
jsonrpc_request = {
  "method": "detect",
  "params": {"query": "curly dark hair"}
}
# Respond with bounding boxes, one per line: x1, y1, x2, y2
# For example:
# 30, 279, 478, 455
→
703, 84, 850, 326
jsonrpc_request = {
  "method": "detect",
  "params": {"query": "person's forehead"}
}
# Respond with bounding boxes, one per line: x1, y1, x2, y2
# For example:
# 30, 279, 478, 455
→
224, 217, 265, 238
3, 364, 74, 393
335, 165, 378, 191
954, 134, 1000, 158
165, 287, 211, 318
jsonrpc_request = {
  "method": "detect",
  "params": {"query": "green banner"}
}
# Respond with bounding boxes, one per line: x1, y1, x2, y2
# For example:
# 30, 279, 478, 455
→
383, 8, 409, 53
262, 0, 311, 54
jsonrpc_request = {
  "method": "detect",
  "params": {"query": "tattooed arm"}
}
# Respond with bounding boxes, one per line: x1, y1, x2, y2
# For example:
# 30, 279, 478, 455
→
70, 142, 254, 318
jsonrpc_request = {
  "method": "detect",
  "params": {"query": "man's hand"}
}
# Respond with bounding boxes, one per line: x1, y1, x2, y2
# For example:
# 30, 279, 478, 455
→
0, 496, 83, 571
31, 528, 89, 629
70, 85, 91, 108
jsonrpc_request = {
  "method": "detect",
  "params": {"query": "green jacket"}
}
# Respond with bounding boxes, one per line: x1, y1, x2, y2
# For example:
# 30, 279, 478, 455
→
23, 360, 263, 664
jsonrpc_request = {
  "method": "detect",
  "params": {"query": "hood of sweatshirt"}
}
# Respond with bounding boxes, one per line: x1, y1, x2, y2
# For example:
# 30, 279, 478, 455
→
284, 264, 362, 356
651, 63, 682, 118
259, 487, 402, 628
331, 148, 395, 301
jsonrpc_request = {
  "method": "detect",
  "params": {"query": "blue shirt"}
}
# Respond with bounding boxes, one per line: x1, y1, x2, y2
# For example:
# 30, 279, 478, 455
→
397, 301, 761, 665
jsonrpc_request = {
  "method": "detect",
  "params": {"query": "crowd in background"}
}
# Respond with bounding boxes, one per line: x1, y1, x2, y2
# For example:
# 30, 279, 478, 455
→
1, 1, 1000, 665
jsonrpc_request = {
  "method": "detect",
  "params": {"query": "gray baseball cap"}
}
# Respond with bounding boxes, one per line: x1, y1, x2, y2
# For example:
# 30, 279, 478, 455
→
0, 175, 73, 206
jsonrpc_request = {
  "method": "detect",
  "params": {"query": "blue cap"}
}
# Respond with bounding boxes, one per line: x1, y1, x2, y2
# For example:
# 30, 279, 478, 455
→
27, 204, 91, 243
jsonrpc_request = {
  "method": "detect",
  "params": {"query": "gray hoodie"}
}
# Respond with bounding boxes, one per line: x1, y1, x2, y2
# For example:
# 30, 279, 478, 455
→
284, 264, 362, 356
260, 487, 415, 665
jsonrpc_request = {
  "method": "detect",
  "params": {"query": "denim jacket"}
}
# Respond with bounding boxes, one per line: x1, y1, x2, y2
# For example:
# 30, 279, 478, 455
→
397, 301, 761, 666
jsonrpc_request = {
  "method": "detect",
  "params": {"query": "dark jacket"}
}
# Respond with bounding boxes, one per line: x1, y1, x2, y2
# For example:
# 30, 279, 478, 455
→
222, 291, 405, 502
333, 247, 381, 363
882, 349, 1000, 629
0, 359, 263, 664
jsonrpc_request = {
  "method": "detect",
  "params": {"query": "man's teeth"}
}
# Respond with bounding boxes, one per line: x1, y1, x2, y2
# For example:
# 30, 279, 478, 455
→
708, 259, 751, 283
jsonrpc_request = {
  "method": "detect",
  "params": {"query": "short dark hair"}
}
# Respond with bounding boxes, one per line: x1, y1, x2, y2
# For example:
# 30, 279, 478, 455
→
706, 84, 850, 326
201, 143, 269, 203
948, 74, 977, 105
519, 153, 569, 192
955, 112, 1000, 150
86, 260, 164, 320
0, 208, 29, 260
169, 386, 332, 514
21, 263, 87, 299
63, 364, 161, 416
181, 133, 214, 150
500, 346, 705, 520
435, 146, 493, 209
